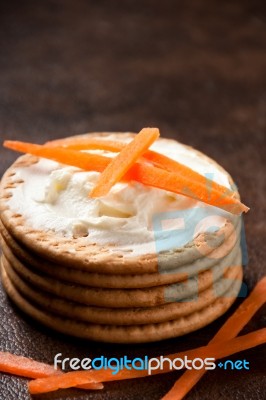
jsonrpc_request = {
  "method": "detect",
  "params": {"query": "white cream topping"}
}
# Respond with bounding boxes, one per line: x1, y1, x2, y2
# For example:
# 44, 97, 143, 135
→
7, 135, 237, 255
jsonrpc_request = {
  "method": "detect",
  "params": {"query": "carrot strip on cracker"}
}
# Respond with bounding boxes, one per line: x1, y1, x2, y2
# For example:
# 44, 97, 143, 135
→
89, 127, 160, 197
28, 328, 266, 394
3, 140, 110, 171
47, 137, 125, 152
126, 161, 249, 214
46, 137, 247, 209
47, 136, 248, 213
3, 135, 248, 214
162, 276, 266, 400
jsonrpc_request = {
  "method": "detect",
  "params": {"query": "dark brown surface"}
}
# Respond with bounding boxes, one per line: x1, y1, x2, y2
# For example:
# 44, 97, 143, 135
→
0, 0, 266, 399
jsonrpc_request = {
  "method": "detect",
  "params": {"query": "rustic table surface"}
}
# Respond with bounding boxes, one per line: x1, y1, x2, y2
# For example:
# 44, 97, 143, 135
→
0, 1, 265, 399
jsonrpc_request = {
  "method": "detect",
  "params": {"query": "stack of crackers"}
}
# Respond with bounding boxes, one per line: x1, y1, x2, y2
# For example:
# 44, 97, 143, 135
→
0, 133, 243, 343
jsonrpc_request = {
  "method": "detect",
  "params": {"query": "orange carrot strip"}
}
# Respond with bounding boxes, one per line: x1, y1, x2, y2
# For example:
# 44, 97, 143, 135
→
28, 371, 103, 394
28, 369, 110, 395
0, 351, 62, 379
0, 351, 102, 391
89, 127, 159, 197
44, 137, 249, 214
46, 136, 247, 210
76, 382, 104, 390
126, 162, 249, 214
28, 328, 266, 395
75, 328, 266, 379
162, 276, 266, 400
3, 140, 248, 214
143, 151, 240, 205
3, 141, 110, 171
47, 137, 125, 152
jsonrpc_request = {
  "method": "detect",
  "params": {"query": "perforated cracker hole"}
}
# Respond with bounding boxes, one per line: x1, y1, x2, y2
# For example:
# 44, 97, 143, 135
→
5, 184, 17, 189
13, 213, 22, 218
73, 233, 88, 239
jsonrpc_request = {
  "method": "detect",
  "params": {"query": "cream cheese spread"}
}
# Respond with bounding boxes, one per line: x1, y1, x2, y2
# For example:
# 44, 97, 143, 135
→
8, 135, 236, 254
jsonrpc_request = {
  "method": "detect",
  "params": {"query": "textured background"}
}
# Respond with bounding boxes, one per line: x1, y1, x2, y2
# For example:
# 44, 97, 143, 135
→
0, 0, 265, 399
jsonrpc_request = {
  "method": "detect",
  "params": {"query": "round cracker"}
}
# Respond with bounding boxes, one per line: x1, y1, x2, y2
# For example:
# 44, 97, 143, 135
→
1, 264, 242, 343
1, 248, 241, 308
3, 255, 242, 325
0, 133, 240, 275
0, 222, 240, 289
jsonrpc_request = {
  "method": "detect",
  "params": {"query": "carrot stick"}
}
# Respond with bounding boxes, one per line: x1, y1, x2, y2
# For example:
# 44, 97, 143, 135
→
163, 329, 266, 400
0, 351, 62, 379
42, 138, 251, 214
3, 141, 110, 171
143, 151, 237, 200
28, 369, 110, 395
28, 370, 103, 393
127, 162, 249, 214
46, 137, 249, 213
20, 274, 266, 394
3, 139, 248, 214
77, 382, 104, 390
47, 137, 125, 152
47, 137, 243, 207
28, 328, 266, 394
46, 138, 245, 209
89, 127, 160, 197
0, 351, 102, 391
162, 276, 266, 400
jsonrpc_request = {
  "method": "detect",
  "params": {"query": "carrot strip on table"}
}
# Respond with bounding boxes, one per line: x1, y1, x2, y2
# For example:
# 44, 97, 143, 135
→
28, 370, 104, 394
28, 328, 266, 395
0, 278, 263, 394
76, 382, 104, 390
0, 351, 102, 391
3, 138, 248, 214
162, 276, 266, 400
27, 272, 266, 396
89, 127, 160, 197
0, 351, 62, 379
28, 369, 110, 395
